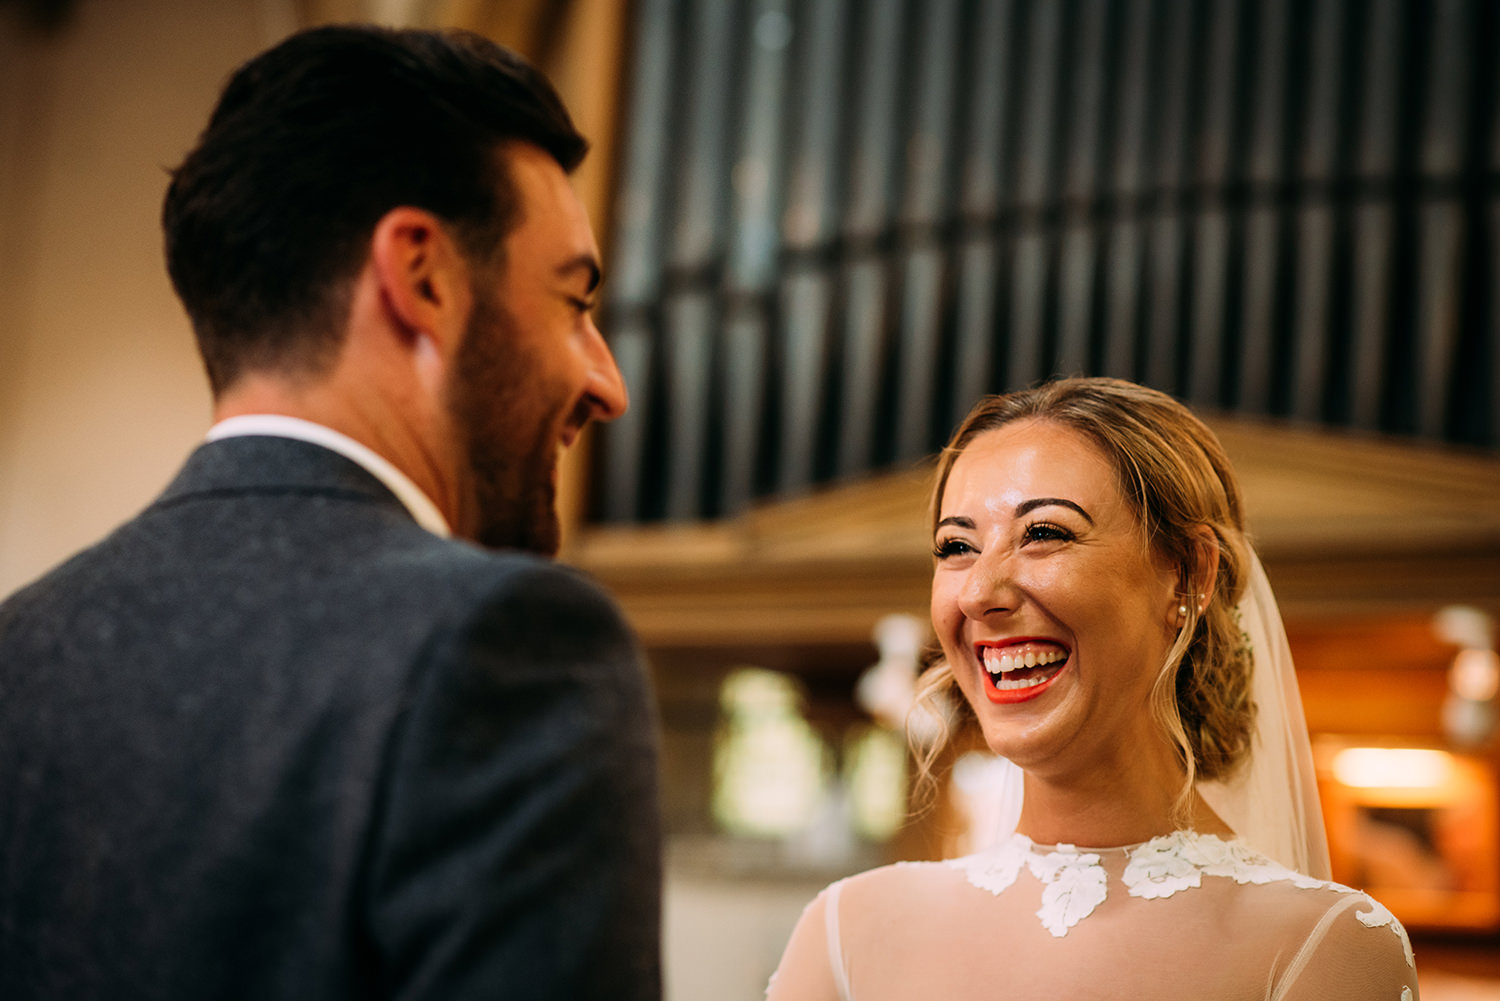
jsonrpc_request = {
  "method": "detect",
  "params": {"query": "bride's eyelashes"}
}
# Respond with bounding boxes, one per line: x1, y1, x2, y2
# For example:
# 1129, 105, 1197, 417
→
1022, 521, 1074, 544
933, 536, 976, 560
932, 520, 1077, 560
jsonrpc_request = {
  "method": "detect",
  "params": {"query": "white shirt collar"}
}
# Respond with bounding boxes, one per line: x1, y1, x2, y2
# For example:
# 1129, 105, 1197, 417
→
206, 414, 451, 538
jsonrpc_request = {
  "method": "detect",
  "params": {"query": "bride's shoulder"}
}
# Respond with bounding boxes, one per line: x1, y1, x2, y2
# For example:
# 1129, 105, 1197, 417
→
826, 854, 968, 911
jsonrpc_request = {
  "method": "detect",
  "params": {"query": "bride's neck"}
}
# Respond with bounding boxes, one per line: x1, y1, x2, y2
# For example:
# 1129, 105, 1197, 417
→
1014, 767, 1233, 848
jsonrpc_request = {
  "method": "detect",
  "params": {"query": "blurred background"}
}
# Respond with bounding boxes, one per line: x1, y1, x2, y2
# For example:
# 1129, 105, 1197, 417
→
3, 0, 1499, 997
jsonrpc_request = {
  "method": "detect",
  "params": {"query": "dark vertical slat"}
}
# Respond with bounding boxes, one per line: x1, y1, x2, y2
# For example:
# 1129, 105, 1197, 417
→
1055, 223, 1097, 377
953, 240, 1001, 414
951, 0, 1014, 422
894, 0, 961, 459
1143, 214, 1184, 392
601, 0, 679, 521
1239, 207, 1280, 411
1194, 0, 1241, 189
1007, 1, 1063, 386
725, 3, 791, 291
836, 0, 905, 477
1421, 0, 1469, 178
1009, 230, 1049, 385
720, 0, 794, 513
837, 260, 891, 477
1013, 0, 1062, 212
894, 243, 945, 454
1349, 0, 1399, 429
1350, 206, 1395, 429
1101, 0, 1152, 381
1103, 219, 1146, 380
841, 0, 903, 236
664, 294, 716, 519
1109, 0, 1152, 199
1355, 0, 1400, 178
778, 0, 849, 492
1291, 206, 1336, 419
1491, 6, 1500, 446
1149, 0, 1193, 195
1060, 0, 1107, 205
782, 0, 846, 249
1239, 0, 1291, 411
1415, 0, 1472, 437
1299, 0, 1345, 181
663, 0, 739, 519
775, 272, 830, 489
1290, 0, 1347, 420
1243, 0, 1289, 187
1491, 203, 1500, 445
1187, 209, 1231, 404
1416, 204, 1464, 437
667, 3, 736, 271
1187, 0, 1241, 405
1143, 0, 1193, 393
601, 317, 655, 520
1054, 0, 1109, 376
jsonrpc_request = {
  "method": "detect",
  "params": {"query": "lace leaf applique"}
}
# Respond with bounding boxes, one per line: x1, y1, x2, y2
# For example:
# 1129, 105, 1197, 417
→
946, 833, 1030, 896
1402, 986, 1413, 1001
1123, 832, 1313, 898
1355, 897, 1417, 969
1199, 838, 1290, 887
1028, 845, 1108, 937
1123, 832, 1204, 899
949, 829, 1415, 957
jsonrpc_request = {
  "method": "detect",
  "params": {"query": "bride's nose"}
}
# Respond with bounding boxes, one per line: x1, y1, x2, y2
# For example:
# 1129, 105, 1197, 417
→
957, 552, 1023, 621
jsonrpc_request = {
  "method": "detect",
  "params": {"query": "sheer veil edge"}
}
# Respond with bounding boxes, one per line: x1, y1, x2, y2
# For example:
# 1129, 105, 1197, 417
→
979, 550, 1333, 878
1198, 549, 1331, 878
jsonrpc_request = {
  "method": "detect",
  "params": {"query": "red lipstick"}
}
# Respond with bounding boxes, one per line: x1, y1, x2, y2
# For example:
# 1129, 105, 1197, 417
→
977, 640, 1070, 704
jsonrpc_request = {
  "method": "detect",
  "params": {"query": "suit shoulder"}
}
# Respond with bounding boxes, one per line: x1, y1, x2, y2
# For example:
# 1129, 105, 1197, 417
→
356, 533, 617, 613
384, 543, 641, 681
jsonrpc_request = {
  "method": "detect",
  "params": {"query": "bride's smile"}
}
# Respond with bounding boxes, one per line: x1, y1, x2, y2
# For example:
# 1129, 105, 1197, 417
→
975, 639, 1069, 702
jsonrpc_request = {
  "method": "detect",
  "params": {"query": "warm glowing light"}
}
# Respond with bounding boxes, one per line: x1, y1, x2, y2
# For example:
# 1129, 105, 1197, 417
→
1451, 648, 1500, 702
1332, 747, 1456, 790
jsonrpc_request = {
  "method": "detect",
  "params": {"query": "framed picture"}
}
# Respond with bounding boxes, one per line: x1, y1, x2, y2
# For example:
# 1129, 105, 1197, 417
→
1317, 741, 1500, 932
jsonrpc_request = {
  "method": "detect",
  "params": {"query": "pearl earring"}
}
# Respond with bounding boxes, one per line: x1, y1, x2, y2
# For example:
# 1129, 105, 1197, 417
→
1178, 603, 1190, 619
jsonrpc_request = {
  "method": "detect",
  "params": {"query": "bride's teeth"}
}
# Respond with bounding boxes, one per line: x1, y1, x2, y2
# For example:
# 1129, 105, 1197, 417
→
984, 646, 1066, 679
995, 671, 1055, 690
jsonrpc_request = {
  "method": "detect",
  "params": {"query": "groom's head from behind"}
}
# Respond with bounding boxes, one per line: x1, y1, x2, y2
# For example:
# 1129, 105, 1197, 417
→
162, 25, 628, 554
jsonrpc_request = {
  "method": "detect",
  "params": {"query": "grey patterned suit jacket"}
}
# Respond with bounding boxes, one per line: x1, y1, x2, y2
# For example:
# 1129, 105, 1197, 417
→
0, 435, 662, 1000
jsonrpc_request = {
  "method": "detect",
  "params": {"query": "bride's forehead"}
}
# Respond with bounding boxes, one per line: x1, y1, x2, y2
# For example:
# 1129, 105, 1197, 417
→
947, 422, 1119, 491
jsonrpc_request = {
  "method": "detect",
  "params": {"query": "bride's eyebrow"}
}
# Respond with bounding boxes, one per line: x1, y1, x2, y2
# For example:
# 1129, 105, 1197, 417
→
934, 515, 976, 531
1016, 497, 1094, 524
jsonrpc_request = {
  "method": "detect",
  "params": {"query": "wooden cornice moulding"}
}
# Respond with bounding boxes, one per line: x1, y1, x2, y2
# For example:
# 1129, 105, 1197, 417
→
568, 418, 1500, 647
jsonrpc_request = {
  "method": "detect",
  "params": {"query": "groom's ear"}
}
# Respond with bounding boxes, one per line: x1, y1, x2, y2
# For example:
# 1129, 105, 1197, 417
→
367, 206, 473, 366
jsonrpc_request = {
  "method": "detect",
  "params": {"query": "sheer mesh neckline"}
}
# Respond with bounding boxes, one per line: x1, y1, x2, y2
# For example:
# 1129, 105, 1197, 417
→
943, 829, 1414, 965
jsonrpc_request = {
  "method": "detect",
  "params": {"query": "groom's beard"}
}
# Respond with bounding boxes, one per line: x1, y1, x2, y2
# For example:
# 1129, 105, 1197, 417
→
447, 291, 566, 556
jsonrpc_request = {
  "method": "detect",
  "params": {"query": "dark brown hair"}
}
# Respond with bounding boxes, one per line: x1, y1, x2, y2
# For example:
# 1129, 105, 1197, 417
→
162, 25, 587, 394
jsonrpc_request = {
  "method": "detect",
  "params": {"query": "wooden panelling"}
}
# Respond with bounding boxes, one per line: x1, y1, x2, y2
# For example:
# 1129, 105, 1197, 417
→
570, 416, 1500, 650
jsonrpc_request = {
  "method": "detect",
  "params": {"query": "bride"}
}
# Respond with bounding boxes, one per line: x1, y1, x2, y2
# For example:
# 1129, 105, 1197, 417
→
767, 378, 1419, 1000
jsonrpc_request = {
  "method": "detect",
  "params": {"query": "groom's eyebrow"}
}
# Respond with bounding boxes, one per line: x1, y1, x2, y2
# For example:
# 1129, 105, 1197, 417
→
1016, 497, 1094, 524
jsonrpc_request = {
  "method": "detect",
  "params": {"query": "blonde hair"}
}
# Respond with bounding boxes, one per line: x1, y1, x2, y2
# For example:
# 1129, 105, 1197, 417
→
913, 377, 1256, 817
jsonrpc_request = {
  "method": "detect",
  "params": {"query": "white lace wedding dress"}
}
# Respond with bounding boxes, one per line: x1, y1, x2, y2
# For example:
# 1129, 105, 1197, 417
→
769, 830, 1418, 1001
